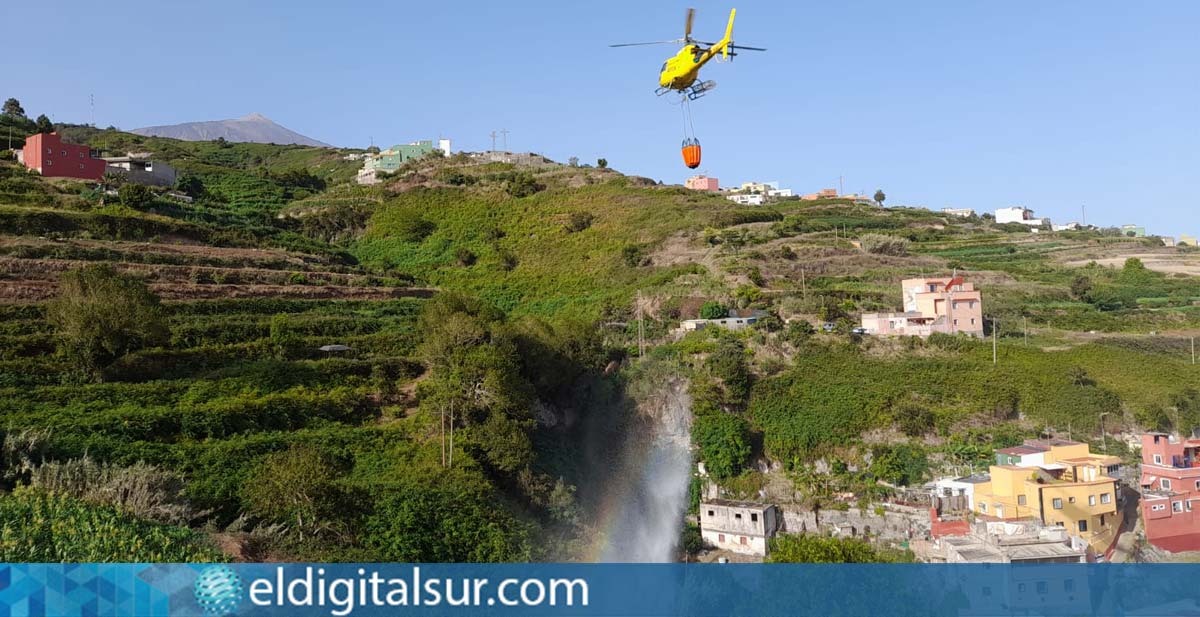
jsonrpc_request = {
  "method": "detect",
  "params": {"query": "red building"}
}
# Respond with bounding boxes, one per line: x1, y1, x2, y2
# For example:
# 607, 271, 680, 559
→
1140, 433, 1200, 552
19, 132, 106, 181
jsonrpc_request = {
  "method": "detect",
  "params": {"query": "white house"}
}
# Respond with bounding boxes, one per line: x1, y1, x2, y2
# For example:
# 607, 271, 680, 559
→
931, 475, 989, 511
995, 206, 1047, 227
727, 193, 764, 206
699, 500, 781, 557
942, 208, 975, 218
767, 188, 793, 198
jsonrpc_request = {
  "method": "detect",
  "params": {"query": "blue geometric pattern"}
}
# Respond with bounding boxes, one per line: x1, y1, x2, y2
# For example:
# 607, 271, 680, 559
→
0, 564, 200, 617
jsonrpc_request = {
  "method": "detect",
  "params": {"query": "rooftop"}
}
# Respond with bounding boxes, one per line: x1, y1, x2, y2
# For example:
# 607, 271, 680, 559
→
996, 445, 1048, 456
703, 499, 773, 511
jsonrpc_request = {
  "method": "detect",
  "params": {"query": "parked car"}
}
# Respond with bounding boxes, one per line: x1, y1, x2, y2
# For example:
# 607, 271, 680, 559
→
821, 322, 836, 332
851, 327, 869, 335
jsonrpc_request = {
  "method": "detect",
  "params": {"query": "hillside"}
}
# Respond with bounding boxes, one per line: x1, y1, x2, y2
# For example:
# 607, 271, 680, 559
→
2, 125, 1200, 562
131, 113, 331, 147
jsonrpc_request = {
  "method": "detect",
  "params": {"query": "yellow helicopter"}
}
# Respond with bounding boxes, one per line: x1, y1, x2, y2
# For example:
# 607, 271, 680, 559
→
610, 8, 765, 100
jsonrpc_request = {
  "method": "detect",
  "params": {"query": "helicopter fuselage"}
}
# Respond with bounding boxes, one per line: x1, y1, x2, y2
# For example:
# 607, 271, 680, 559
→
658, 44, 720, 90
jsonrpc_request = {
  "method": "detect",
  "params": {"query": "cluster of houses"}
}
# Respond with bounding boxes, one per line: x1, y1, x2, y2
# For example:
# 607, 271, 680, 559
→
13, 132, 177, 186
683, 175, 874, 207
702, 432, 1200, 563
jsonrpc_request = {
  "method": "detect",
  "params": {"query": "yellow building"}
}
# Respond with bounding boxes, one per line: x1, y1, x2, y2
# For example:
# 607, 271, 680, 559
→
973, 439, 1123, 556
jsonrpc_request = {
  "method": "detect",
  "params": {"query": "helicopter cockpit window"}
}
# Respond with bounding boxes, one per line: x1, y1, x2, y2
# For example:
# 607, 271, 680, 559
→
661, 62, 667, 72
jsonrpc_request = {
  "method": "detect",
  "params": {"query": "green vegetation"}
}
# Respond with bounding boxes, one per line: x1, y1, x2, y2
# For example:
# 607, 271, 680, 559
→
768, 534, 913, 563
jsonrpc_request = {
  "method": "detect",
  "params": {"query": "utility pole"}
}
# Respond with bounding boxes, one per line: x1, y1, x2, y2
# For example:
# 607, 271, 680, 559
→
636, 290, 645, 358
489, 131, 498, 152
992, 318, 998, 365
838, 175, 844, 196
1081, 204, 1087, 227
499, 129, 510, 151
89, 93, 95, 127
800, 268, 807, 300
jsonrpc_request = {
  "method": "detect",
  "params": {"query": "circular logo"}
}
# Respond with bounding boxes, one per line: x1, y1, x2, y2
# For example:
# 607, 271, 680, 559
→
193, 565, 243, 616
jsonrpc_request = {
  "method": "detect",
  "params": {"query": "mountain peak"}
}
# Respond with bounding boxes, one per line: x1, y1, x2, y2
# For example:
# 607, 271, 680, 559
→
131, 113, 330, 147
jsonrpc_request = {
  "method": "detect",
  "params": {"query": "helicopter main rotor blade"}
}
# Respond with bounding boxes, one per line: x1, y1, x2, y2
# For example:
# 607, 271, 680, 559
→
729, 44, 767, 51
684, 7, 695, 41
609, 41, 680, 47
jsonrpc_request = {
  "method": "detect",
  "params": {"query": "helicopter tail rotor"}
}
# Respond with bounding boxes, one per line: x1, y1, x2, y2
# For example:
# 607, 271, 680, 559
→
684, 8, 695, 42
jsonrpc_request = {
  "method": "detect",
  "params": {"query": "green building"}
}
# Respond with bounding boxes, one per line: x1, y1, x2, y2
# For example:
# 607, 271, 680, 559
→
1120, 224, 1146, 237
366, 141, 437, 174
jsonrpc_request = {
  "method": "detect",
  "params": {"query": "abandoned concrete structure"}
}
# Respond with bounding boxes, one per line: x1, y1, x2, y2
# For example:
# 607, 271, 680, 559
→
699, 500, 781, 556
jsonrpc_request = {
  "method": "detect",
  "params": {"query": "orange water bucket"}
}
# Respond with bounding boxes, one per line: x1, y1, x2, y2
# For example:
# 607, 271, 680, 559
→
681, 138, 701, 169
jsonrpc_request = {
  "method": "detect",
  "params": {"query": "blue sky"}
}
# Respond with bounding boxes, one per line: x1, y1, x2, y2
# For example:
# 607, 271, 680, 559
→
10, 1, 1199, 234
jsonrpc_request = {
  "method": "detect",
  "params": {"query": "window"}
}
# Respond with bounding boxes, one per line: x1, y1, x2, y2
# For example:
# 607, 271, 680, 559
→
1100, 515, 1106, 527
1018, 583, 1026, 593
1195, 480, 1200, 490
1163, 479, 1173, 490
1064, 580, 1075, 593
734, 512, 742, 520
718, 534, 725, 543
750, 513, 758, 522
46, 159, 52, 166
1052, 498, 1063, 509
739, 536, 747, 545
1088, 495, 1096, 506
971, 318, 976, 325
1154, 454, 1163, 464
1068, 496, 1076, 504
79, 164, 84, 170
1017, 495, 1026, 506
979, 502, 987, 513
982, 586, 992, 598
1037, 582, 1047, 595
78, 152, 83, 158
61, 150, 66, 156
995, 505, 1004, 517
1152, 504, 1166, 511
707, 510, 714, 517
1078, 520, 1088, 532
953, 319, 959, 326
1174, 502, 1184, 513
1101, 493, 1111, 504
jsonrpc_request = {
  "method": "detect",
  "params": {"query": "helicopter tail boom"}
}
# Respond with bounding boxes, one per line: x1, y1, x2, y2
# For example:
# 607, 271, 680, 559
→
720, 9, 736, 60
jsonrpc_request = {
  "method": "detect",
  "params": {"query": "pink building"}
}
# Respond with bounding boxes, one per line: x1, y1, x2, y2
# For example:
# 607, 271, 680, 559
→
1140, 433, 1200, 552
19, 132, 106, 181
685, 175, 719, 191
861, 276, 985, 338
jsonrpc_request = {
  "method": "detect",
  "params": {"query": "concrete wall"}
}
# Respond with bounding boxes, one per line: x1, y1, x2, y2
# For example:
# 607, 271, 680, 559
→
780, 505, 929, 542
701, 529, 769, 556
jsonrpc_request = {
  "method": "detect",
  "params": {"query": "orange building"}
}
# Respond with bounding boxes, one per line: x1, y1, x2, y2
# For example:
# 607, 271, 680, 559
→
860, 276, 984, 337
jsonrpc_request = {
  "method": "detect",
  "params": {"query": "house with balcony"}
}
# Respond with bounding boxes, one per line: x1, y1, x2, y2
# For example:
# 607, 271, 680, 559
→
685, 175, 719, 192
971, 438, 1123, 557
860, 276, 984, 338
995, 206, 1048, 228
17, 132, 106, 181
1139, 432, 1200, 552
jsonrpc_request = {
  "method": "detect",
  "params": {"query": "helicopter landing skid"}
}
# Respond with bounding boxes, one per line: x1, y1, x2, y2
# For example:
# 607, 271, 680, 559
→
685, 80, 717, 100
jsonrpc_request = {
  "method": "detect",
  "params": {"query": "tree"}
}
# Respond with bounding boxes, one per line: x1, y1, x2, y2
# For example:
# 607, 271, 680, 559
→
708, 338, 752, 404
1069, 275, 1093, 301
34, 114, 54, 134
564, 211, 594, 233
2, 98, 24, 117
504, 173, 543, 198
118, 183, 154, 209
46, 265, 168, 380
364, 473, 532, 562
873, 189, 886, 207
597, 158, 608, 169
175, 174, 204, 197
869, 444, 928, 486
241, 445, 342, 537
693, 412, 752, 479
699, 301, 727, 319
568, 156, 579, 167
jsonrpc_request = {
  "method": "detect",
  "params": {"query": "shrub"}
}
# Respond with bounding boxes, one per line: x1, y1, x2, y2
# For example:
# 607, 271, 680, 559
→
241, 445, 343, 537
768, 534, 912, 563
455, 248, 477, 266
117, 183, 154, 210
693, 412, 752, 480
504, 173, 543, 198
0, 487, 222, 562
46, 264, 168, 381
859, 233, 910, 256
564, 212, 594, 233
699, 301, 727, 320
621, 244, 645, 268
